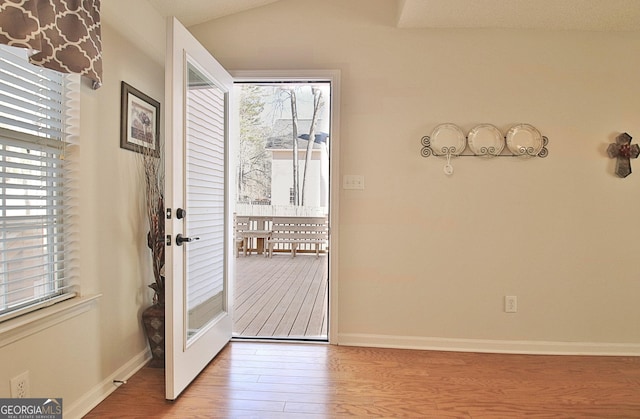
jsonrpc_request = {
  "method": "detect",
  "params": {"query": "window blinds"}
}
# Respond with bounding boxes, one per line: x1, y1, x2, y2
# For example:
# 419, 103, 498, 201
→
185, 64, 226, 327
0, 45, 75, 321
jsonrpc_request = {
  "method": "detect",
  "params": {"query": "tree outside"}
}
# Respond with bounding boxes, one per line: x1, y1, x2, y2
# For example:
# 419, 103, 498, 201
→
236, 82, 330, 214
237, 85, 271, 204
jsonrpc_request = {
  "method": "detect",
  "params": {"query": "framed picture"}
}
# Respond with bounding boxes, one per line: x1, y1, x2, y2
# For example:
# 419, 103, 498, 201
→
120, 81, 160, 157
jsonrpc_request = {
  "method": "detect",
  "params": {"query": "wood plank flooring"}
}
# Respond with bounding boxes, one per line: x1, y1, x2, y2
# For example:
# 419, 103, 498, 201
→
85, 341, 640, 418
233, 254, 327, 339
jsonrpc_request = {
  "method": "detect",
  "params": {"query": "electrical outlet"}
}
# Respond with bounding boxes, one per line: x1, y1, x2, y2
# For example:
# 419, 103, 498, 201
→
505, 296, 517, 313
10, 371, 30, 398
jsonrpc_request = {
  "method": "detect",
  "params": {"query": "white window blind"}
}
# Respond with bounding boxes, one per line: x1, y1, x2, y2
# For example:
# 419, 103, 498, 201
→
185, 63, 226, 331
0, 45, 76, 321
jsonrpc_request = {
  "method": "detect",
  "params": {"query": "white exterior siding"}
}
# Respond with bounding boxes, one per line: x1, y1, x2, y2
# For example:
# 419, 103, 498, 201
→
270, 148, 328, 207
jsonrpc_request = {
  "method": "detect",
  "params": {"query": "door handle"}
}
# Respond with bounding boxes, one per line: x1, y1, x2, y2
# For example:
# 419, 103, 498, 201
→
176, 234, 199, 246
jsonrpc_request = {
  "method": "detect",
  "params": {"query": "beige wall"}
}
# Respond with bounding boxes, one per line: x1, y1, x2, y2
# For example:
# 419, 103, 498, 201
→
191, 0, 640, 351
0, 3, 165, 417
1, 0, 639, 415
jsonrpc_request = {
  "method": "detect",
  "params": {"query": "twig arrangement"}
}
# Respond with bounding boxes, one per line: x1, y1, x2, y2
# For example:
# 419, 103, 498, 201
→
140, 141, 165, 305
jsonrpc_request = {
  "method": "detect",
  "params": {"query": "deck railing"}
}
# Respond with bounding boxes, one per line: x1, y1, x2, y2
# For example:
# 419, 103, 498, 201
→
235, 203, 327, 217
234, 207, 329, 255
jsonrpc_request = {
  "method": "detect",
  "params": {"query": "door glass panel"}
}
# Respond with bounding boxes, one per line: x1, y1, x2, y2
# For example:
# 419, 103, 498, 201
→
185, 60, 227, 343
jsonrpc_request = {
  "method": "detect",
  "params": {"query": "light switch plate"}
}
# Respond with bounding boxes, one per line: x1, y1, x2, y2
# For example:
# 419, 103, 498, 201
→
343, 175, 365, 190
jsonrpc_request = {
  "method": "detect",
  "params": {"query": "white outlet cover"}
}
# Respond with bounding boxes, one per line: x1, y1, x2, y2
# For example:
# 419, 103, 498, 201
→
505, 296, 517, 313
10, 370, 30, 398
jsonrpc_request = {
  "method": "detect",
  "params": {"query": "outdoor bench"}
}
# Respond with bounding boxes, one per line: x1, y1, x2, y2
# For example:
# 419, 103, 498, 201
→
266, 216, 328, 258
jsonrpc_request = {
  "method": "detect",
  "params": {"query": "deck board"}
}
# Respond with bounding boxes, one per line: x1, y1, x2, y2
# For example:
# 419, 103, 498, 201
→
235, 258, 303, 335
234, 254, 328, 339
306, 271, 327, 336
288, 259, 325, 337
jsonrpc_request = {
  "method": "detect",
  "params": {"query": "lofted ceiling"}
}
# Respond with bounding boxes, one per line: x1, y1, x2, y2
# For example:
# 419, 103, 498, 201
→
147, 0, 640, 30
396, 0, 640, 31
147, 0, 281, 27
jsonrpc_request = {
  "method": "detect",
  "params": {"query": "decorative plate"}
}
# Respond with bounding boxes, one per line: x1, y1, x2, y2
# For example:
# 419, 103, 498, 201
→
506, 124, 543, 157
467, 124, 504, 157
429, 123, 466, 156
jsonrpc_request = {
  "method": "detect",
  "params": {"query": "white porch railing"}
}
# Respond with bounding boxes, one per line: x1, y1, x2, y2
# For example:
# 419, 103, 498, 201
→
235, 203, 328, 217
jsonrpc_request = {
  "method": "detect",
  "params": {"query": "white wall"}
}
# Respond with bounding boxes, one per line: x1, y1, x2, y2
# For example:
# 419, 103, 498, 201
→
1, 2, 638, 415
190, 0, 640, 353
0, 2, 166, 416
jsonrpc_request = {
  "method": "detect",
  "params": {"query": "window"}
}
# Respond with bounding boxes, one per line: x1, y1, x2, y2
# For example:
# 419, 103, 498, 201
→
0, 45, 77, 322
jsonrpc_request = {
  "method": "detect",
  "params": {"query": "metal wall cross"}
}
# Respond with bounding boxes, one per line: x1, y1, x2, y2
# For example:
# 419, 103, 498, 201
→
607, 132, 639, 178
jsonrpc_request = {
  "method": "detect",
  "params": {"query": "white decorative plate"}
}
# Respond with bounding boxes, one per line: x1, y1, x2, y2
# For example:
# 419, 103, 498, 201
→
506, 124, 543, 158
429, 123, 466, 156
467, 124, 504, 157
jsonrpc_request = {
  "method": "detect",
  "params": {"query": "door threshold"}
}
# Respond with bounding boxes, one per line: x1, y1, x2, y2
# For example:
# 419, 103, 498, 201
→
231, 336, 329, 344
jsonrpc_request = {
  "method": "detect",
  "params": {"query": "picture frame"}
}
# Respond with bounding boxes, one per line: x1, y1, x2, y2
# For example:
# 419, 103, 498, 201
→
120, 81, 160, 157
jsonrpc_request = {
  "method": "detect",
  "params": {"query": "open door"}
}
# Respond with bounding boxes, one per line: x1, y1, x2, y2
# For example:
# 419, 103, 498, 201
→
164, 17, 234, 400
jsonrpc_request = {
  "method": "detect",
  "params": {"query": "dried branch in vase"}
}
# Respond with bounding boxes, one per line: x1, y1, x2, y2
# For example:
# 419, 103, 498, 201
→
140, 141, 165, 305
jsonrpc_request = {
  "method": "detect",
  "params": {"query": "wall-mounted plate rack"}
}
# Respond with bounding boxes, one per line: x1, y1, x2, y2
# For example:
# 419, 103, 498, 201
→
421, 123, 549, 159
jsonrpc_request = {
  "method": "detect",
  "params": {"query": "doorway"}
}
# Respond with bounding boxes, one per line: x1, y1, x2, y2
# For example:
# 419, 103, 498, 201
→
232, 78, 333, 341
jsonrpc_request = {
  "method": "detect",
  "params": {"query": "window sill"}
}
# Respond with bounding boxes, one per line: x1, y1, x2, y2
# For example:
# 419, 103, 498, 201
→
0, 294, 102, 349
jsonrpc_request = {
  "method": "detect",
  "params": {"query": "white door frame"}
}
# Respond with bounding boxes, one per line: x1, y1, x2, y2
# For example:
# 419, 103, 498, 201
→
232, 70, 340, 344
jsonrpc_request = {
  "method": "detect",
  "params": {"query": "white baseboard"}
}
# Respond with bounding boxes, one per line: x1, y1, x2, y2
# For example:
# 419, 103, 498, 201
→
65, 348, 151, 419
337, 333, 640, 356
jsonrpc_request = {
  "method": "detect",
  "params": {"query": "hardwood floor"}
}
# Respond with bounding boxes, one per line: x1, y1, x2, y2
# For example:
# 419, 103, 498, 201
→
85, 341, 640, 418
234, 254, 328, 339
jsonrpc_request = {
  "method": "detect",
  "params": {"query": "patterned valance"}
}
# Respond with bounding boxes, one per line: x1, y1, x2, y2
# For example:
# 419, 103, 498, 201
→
0, 0, 102, 89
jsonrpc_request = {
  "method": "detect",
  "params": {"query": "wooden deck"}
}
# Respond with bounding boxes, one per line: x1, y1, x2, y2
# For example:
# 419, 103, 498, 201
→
233, 254, 328, 339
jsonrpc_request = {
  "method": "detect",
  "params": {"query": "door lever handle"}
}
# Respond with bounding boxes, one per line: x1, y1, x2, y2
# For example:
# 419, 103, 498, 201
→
176, 234, 200, 246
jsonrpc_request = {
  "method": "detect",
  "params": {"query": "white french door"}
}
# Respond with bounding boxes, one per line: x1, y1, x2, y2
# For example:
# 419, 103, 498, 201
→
164, 17, 234, 400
